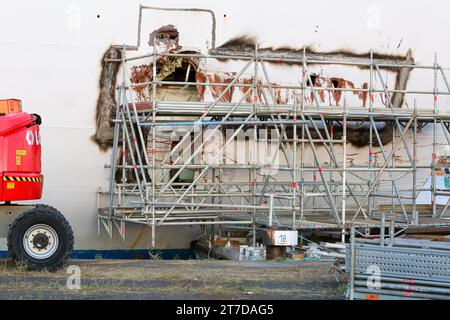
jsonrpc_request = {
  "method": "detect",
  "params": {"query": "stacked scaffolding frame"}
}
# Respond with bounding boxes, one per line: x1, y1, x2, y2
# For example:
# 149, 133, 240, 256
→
98, 46, 450, 246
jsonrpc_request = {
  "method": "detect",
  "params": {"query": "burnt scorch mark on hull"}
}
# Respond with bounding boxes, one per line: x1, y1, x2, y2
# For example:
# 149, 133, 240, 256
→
92, 47, 122, 151
231, 121, 394, 149
93, 30, 415, 150
214, 35, 413, 69
216, 35, 258, 51
213, 35, 415, 146
309, 122, 394, 148
149, 24, 181, 52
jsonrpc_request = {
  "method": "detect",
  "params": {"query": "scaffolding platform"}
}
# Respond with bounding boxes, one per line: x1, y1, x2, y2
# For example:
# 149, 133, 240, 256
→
97, 44, 450, 245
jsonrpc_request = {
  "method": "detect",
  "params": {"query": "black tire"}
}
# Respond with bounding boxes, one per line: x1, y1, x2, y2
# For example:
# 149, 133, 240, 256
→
7, 205, 74, 272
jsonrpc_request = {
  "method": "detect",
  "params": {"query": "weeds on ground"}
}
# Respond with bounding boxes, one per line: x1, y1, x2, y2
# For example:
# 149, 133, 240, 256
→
191, 250, 201, 260
172, 253, 181, 260
337, 282, 348, 296
14, 260, 28, 273
148, 249, 163, 260
0, 259, 66, 277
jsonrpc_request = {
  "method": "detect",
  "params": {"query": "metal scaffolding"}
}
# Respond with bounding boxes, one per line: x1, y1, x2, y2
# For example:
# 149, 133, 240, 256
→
97, 45, 450, 246
346, 224, 450, 300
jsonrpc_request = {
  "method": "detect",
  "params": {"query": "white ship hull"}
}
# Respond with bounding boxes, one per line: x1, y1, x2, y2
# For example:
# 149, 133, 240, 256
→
1, 0, 449, 256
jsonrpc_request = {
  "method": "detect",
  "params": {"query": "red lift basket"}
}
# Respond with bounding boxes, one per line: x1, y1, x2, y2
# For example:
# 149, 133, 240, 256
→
0, 99, 43, 202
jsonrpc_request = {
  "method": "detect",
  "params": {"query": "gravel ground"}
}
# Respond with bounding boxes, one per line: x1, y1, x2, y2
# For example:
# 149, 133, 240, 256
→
0, 259, 346, 300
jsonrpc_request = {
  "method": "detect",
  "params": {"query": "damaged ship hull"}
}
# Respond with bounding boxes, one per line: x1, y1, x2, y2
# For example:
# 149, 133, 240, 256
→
0, 0, 449, 257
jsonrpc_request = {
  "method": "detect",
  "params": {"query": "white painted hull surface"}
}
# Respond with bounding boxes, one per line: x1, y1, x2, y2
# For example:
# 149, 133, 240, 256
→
0, 0, 449, 252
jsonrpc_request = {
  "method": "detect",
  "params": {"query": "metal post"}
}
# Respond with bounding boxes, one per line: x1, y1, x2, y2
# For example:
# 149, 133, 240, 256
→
300, 62, 306, 222
342, 100, 348, 243
413, 100, 418, 225
432, 53, 438, 217
252, 44, 258, 246
369, 50, 374, 219
293, 98, 298, 230
269, 194, 274, 227
380, 213, 386, 247
151, 43, 157, 248
349, 226, 356, 300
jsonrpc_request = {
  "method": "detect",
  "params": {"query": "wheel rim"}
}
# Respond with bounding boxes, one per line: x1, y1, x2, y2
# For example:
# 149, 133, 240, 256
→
23, 224, 59, 260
